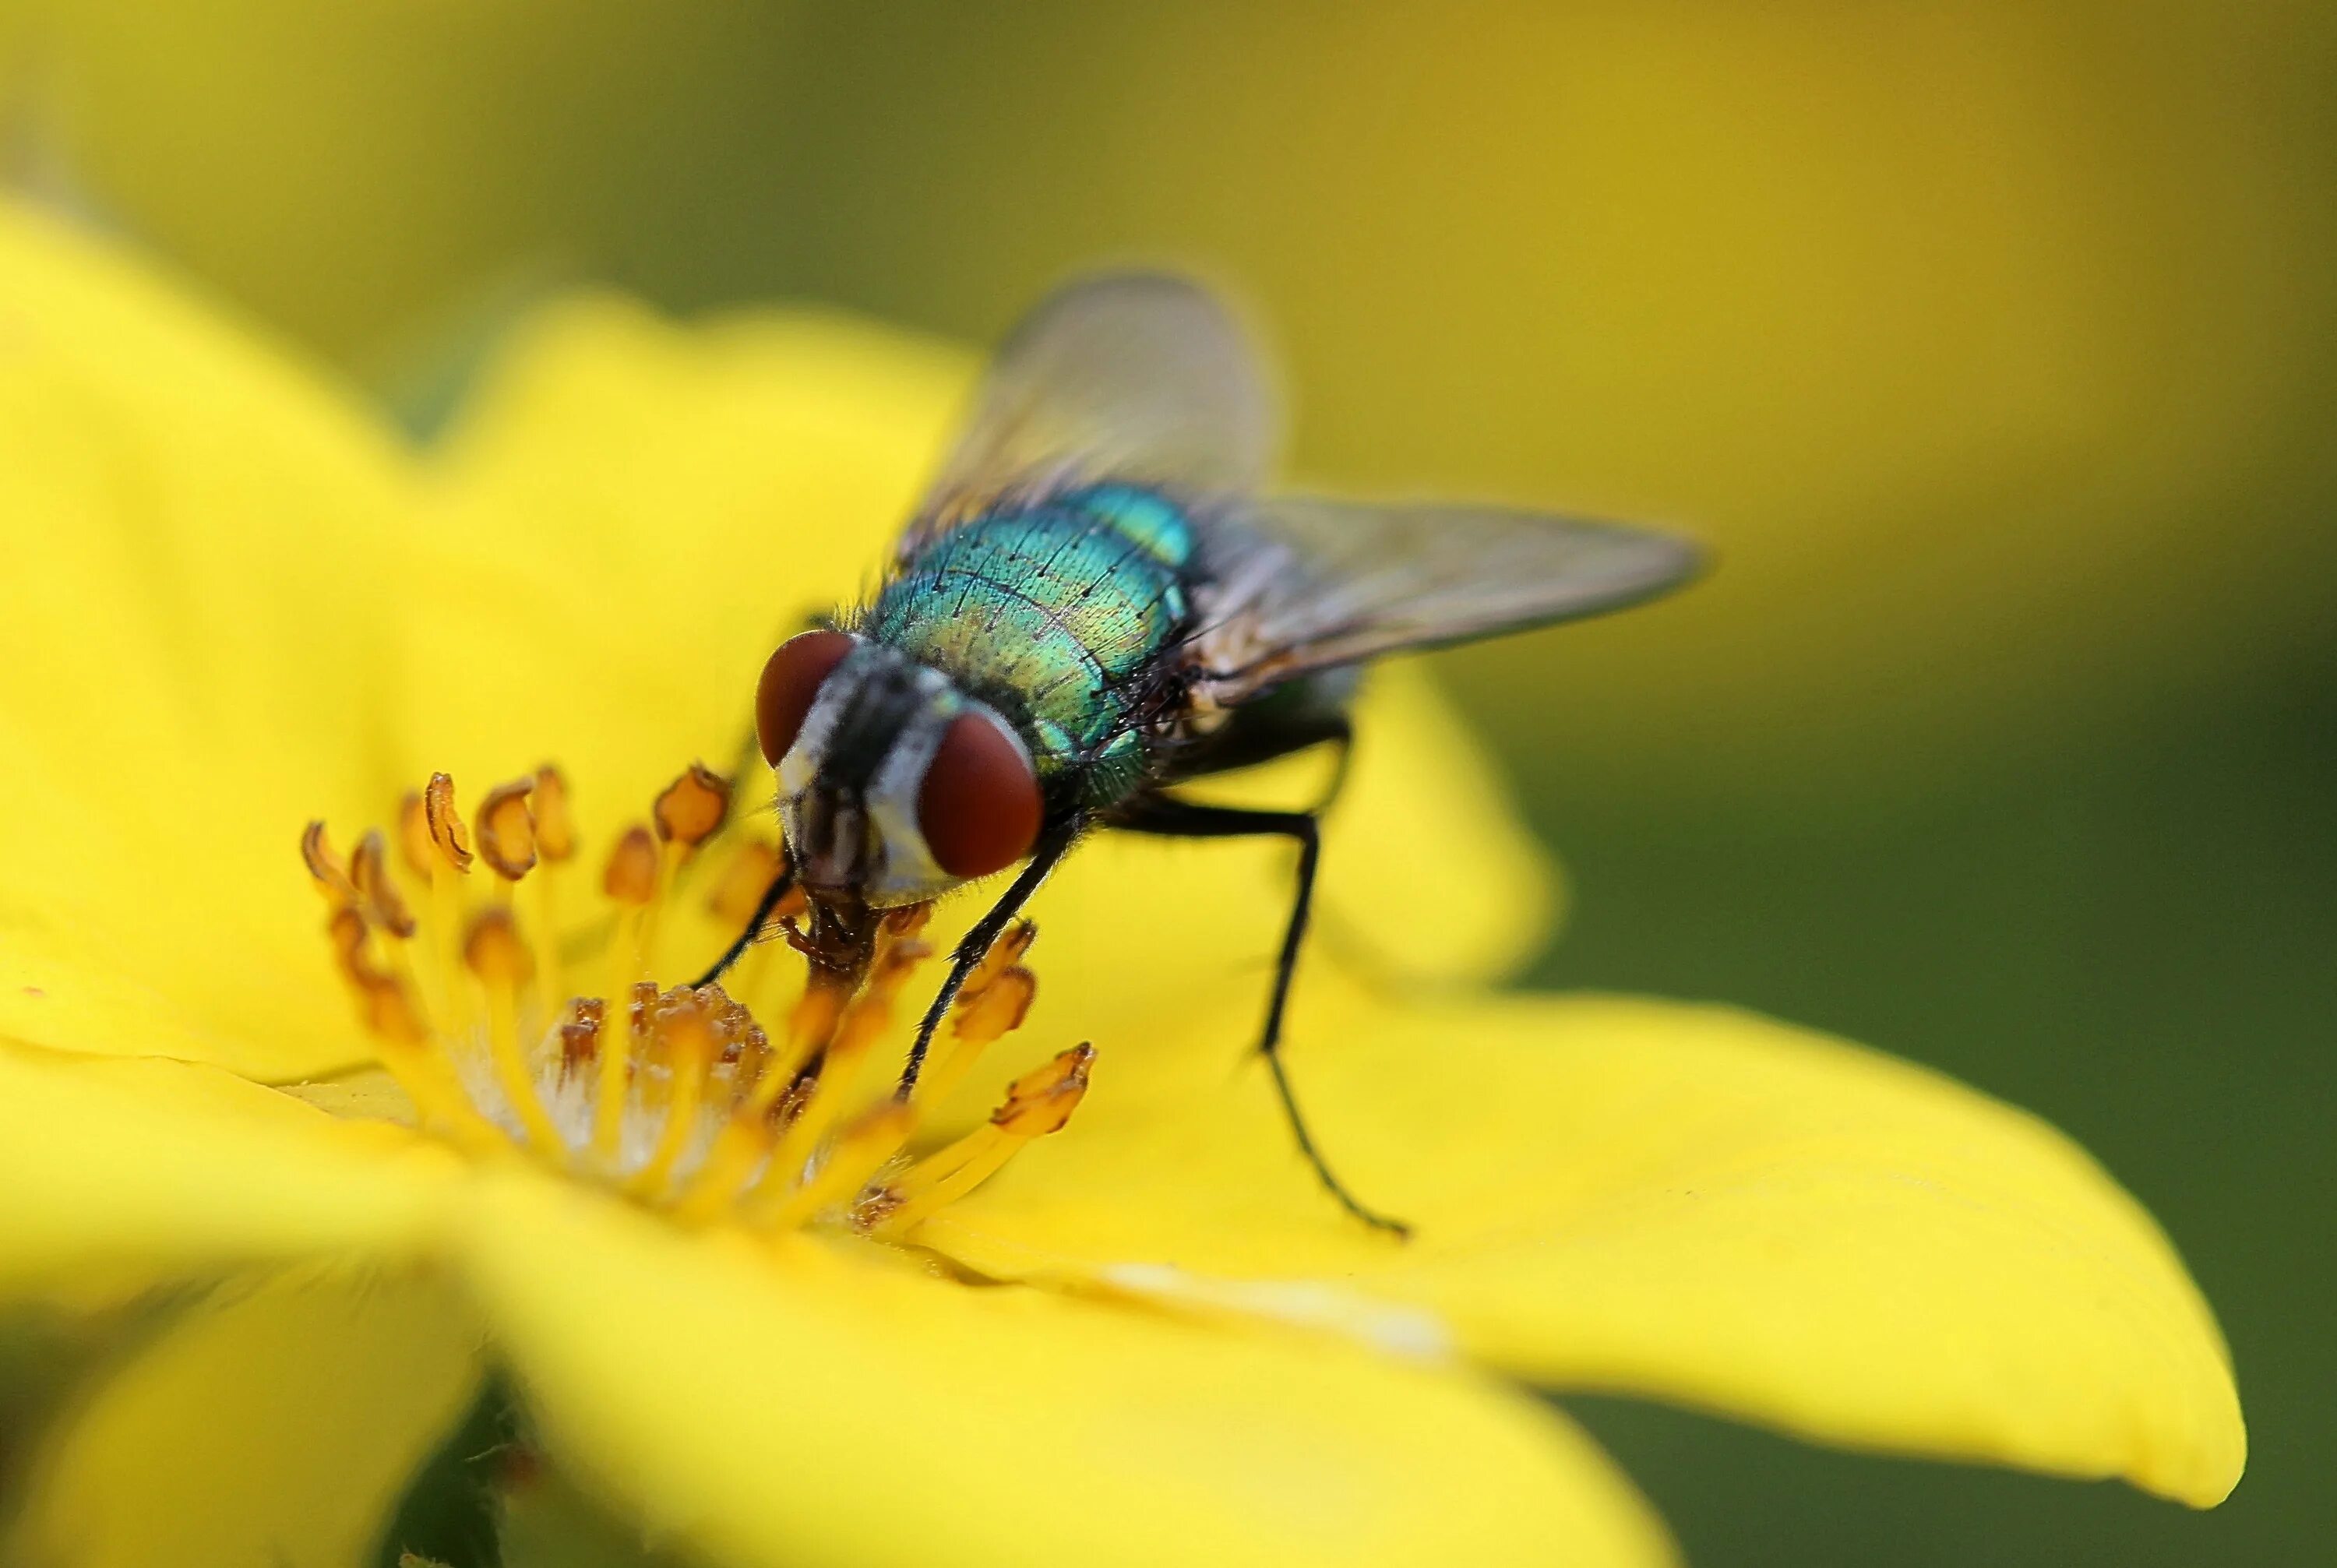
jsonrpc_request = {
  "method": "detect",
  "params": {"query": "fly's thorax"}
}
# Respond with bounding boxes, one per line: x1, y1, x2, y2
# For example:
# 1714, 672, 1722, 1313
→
865, 484, 1201, 809
777, 640, 1035, 906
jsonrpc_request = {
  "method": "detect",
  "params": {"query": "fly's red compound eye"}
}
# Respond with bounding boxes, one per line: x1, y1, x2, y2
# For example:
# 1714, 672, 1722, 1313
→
755, 630, 856, 768
918, 713, 1042, 879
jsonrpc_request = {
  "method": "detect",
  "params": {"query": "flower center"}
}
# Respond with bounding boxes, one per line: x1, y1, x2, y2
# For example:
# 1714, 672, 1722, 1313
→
302, 763, 1090, 1235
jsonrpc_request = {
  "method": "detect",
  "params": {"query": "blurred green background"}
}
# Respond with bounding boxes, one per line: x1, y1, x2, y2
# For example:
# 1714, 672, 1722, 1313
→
5, 2, 2332, 1563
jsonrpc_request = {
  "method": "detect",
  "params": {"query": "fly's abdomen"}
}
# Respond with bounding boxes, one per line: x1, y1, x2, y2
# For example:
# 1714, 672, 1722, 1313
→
864, 484, 1196, 803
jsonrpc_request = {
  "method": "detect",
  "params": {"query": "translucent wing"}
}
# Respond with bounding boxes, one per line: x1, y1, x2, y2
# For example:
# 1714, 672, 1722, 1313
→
905, 273, 1275, 555
1195, 497, 1701, 696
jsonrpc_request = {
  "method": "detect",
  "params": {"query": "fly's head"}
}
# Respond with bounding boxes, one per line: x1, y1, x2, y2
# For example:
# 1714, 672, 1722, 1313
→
756, 631, 1043, 908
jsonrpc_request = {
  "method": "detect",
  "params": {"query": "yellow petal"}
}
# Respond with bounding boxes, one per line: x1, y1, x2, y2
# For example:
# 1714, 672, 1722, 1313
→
0, 201, 414, 1079
459, 1172, 1673, 1568
6, 1266, 483, 1568
0, 1041, 456, 1294
917, 988, 2245, 1507
1310, 661, 1560, 985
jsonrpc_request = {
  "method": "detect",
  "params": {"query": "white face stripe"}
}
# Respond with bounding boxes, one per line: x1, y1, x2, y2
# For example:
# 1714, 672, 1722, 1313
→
862, 673, 957, 902
777, 644, 1031, 907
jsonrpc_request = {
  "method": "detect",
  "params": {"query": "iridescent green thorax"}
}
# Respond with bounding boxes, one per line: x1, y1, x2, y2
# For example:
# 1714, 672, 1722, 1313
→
862, 484, 1197, 805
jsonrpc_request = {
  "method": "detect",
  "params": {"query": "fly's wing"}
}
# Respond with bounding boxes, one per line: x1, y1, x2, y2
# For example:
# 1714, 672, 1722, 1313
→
1194, 497, 1701, 697
902, 273, 1275, 558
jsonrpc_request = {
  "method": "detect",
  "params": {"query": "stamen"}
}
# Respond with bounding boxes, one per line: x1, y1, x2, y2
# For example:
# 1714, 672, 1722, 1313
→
754, 1101, 914, 1231
626, 989, 719, 1196
757, 908, 932, 1200
707, 840, 791, 928
916, 919, 1038, 1112
322, 904, 498, 1147
704, 839, 802, 1011
422, 772, 474, 872
664, 966, 849, 1223
633, 763, 729, 994
306, 762, 1088, 1239
345, 827, 436, 1024
347, 830, 417, 939
532, 764, 577, 862
300, 822, 356, 907
528, 777, 576, 1010
653, 763, 731, 849
464, 907, 566, 1159
603, 825, 659, 906
396, 791, 435, 880
596, 824, 660, 1159
475, 777, 538, 883
865, 1044, 1094, 1234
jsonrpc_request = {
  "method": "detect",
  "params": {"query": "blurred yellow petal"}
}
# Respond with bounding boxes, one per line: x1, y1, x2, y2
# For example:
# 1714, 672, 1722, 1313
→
460, 1172, 1674, 1568
7, 1267, 482, 1568
0, 201, 411, 1079
1316, 660, 1559, 983
0, 1041, 455, 1295
918, 988, 2244, 1507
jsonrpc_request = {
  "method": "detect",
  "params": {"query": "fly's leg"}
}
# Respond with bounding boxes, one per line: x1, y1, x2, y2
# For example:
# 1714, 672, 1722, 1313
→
896, 814, 1086, 1099
693, 861, 800, 989
1113, 792, 1410, 1237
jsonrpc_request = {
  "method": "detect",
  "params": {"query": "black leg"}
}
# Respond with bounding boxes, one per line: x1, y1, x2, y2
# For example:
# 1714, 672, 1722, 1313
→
692, 862, 799, 989
896, 813, 1087, 1098
1114, 792, 1409, 1236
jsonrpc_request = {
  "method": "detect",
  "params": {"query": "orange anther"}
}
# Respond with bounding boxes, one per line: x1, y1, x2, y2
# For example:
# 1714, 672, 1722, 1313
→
463, 907, 533, 986
356, 971, 429, 1045
348, 830, 418, 939
423, 773, 474, 872
953, 967, 1035, 1044
477, 777, 538, 881
602, 823, 659, 905
301, 821, 356, 907
963, 920, 1038, 997
533, 763, 577, 862
654, 763, 731, 847
708, 840, 800, 926
990, 1043, 1094, 1137
325, 904, 371, 983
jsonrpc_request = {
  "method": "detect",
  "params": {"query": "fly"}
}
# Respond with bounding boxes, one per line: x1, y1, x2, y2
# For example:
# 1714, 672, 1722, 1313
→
697, 275, 1701, 1234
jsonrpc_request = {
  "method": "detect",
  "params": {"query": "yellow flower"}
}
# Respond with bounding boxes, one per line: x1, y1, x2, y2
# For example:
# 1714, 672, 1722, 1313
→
0, 201, 2241, 1568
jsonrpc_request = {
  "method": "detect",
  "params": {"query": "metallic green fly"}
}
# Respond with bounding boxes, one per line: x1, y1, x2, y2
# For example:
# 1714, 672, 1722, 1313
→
700, 274, 1700, 1232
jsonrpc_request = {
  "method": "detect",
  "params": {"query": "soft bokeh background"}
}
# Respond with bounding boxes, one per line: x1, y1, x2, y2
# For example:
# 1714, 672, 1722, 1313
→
5, 2, 2332, 1563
